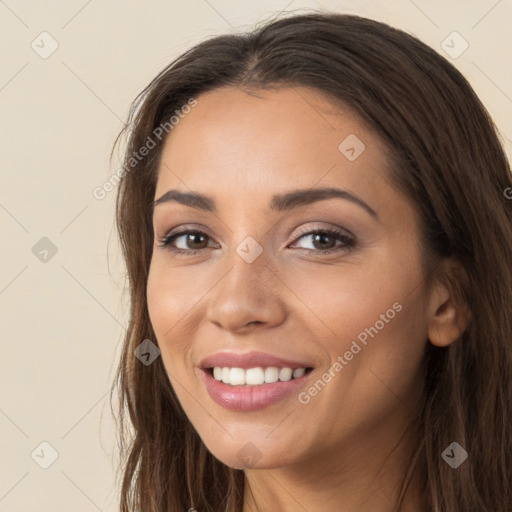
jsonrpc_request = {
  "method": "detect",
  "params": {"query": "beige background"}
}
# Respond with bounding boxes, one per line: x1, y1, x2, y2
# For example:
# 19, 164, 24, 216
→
0, 1, 510, 510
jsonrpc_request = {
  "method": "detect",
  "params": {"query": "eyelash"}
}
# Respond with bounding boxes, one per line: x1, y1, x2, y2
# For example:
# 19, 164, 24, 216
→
157, 226, 356, 257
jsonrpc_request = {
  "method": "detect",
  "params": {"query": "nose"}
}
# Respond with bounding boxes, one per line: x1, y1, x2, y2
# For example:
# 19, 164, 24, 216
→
205, 244, 287, 334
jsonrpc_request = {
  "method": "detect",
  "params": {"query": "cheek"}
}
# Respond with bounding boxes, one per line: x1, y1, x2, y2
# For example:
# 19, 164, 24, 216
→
282, 251, 428, 382
147, 257, 198, 328
147, 265, 172, 336
146, 262, 186, 358
146, 259, 212, 373
289, 268, 427, 435
279, 259, 409, 344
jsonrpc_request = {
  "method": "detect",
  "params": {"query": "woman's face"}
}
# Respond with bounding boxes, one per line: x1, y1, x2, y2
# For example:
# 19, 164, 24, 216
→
147, 86, 434, 470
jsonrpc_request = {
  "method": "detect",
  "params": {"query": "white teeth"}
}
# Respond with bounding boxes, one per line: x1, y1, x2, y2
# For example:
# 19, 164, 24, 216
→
246, 367, 265, 385
264, 367, 279, 383
292, 368, 305, 378
279, 367, 293, 382
211, 366, 308, 386
229, 367, 246, 386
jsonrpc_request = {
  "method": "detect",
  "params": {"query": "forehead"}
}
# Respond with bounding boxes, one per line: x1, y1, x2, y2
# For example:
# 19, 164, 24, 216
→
155, 86, 391, 205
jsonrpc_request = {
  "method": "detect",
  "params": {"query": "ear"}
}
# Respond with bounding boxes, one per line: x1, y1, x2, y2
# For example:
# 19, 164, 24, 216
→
427, 259, 472, 347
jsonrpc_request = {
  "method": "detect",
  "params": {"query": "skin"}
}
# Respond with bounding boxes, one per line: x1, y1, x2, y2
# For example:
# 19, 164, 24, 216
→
147, 86, 469, 512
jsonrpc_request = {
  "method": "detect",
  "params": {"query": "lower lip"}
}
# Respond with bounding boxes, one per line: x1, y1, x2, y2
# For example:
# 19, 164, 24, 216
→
201, 369, 313, 411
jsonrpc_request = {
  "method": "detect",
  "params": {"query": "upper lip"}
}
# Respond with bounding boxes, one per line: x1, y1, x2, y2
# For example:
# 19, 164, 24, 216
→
199, 351, 314, 370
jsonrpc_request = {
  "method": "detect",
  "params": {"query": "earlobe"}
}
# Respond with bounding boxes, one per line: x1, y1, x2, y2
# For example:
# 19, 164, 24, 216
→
427, 262, 472, 348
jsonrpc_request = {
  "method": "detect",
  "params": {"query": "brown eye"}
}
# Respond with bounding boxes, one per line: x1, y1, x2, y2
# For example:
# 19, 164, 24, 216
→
310, 232, 337, 250
158, 229, 219, 256
180, 232, 209, 250
290, 228, 355, 254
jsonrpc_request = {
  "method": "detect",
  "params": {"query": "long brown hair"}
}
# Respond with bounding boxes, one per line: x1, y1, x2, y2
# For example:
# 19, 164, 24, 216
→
110, 11, 512, 511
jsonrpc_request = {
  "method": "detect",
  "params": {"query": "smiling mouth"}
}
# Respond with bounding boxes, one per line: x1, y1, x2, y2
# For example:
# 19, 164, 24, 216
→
205, 366, 314, 386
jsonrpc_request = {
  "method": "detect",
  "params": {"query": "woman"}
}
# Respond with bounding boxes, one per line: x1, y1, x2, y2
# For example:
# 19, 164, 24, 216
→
111, 12, 512, 512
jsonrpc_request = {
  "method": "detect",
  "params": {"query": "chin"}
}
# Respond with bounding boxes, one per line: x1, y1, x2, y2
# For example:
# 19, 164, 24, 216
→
202, 435, 301, 470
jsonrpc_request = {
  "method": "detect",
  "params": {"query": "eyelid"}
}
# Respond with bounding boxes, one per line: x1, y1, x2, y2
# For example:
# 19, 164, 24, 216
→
157, 222, 356, 257
159, 223, 214, 241
291, 223, 355, 240
159, 222, 353, 244
159, 225, 220, 248
290, 223, 357, 246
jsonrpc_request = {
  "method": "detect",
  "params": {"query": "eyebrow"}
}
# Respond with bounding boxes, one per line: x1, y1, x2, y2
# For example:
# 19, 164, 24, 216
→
152, 186, 378, 219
